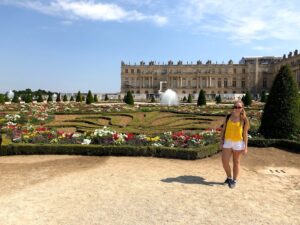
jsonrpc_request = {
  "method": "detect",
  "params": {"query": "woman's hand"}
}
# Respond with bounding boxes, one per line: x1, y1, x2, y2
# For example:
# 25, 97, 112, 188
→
243, 146, 248, 154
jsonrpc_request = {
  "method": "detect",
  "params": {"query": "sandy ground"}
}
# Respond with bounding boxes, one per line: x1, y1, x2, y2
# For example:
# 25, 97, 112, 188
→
0, 147, 299, 225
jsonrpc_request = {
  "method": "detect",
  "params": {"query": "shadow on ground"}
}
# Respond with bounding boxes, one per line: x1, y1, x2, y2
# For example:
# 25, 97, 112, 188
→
161, 175, 224, 186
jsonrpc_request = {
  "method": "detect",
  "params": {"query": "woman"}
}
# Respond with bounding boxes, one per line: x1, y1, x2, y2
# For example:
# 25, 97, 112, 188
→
220, 100, 249, 188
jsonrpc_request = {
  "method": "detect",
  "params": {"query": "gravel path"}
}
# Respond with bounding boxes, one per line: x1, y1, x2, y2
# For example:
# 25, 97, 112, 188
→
0, 147, 299, 225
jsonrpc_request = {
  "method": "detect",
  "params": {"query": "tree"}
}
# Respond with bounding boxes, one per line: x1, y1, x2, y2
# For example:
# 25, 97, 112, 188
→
86, 90, 94, 104
47, 94, 53, 102
242, 91, 252, 106
24, 94, 32, 103
182, 96, 187, 102
187, 94, 192, 103
259, 65, 300, 139
70, 96, 75, 102
150, 95, 155, 103
260, 91, 267, 102
12, 94, 20, 103
215, 94, 222, 104
124, 91, 134, 105
197, 89, 206, 106
93, 94, 98, 103
63, 95, 68, 102
4, 94, 9, 102
0, 94, 5, 104
37, 94, 44, 103
82, 96, 86, 101
104, 94, 109, 101
56, 93, 61, 102
76, 91, 82, 102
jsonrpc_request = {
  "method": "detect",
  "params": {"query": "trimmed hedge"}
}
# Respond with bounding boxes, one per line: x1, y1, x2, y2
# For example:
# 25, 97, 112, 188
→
0, 143, 220, 160
248, 138, 300, 153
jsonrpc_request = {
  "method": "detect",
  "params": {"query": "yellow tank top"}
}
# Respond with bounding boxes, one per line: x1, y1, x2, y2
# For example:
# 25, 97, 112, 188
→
224, 119, 243, 141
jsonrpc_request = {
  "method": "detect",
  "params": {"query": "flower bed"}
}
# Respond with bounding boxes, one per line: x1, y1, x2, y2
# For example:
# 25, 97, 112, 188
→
10, 126, 221, 148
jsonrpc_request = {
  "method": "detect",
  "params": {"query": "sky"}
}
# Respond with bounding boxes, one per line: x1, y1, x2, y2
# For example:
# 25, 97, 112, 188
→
0, 0, 300, 93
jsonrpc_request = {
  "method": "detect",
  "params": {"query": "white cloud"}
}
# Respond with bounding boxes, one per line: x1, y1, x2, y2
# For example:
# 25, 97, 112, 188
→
1, 0, 168, 26
179, 0, 300, 43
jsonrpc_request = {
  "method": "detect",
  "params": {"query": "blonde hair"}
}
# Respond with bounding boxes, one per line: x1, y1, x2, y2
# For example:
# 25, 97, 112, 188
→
234, 100, 250, 130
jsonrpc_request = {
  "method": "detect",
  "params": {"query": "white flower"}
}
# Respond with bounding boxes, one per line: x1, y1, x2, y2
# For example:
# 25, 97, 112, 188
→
72, 133, 82, 138
82, 139, 91, 145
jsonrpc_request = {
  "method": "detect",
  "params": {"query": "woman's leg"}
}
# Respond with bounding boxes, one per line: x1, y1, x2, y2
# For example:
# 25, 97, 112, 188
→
222, 148, 232, 178
232, 150, 243, 180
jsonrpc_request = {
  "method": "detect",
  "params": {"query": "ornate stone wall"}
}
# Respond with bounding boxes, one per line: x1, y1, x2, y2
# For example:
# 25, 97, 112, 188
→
121, 50, 300, 99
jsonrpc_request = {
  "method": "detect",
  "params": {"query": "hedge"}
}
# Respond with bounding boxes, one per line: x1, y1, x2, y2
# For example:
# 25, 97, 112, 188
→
248, 138, 300, 153
0, 143, 220, 160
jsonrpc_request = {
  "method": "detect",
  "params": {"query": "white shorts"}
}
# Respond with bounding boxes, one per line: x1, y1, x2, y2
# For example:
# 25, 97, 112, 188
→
223, 140, 245, 151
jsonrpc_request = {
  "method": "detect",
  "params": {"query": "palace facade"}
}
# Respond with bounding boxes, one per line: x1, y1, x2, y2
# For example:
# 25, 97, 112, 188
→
121, 50, 300, 100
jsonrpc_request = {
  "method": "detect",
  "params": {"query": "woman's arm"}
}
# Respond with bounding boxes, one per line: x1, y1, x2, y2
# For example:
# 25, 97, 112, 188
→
219, 116, 227, 149
243, 118, 249, 153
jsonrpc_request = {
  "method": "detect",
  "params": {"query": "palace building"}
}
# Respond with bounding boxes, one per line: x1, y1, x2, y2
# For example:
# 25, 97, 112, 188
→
121, 50, 300, 100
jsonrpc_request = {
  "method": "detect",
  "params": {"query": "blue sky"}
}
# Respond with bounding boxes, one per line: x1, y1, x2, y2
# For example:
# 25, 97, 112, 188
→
0, 0, 299, 93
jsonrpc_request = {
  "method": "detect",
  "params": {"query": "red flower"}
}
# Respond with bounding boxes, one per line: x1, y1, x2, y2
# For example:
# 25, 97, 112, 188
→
125, 133, 135, 141
36, 127, 47, 132
112, 133, 119, 140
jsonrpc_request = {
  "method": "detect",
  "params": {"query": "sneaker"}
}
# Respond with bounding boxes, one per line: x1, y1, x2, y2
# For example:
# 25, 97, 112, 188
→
224, 178, 232, 185
229, 179, 236, 189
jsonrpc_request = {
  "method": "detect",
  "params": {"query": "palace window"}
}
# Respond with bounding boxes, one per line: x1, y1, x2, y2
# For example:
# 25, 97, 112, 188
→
224, 78, 228, 88
131, 69, 134, 74
218, 78, 222, 88
263, 77, 267, 88
137, 69, 141, 73
242, 68, 246, 74
241, 79, 246, 88
125, 69, 128, 73
232, 78, 236, 87
234, 68, 237, 74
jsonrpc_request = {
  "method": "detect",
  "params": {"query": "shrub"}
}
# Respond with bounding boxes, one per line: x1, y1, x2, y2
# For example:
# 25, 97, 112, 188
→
0, 94, 4, 104
259, 65, 300, 139
4, 94, 9, 102
182, 96, 187, 102
93, 94, 99, 103
260, 91, 267, 102
63, 95, 68, 102
12, 94, 20, 103
105, 94, 109, 101
47, 94, 53, 102
242, 91, 252, 106
86, 90, 94, 104
124, 91, 134, 105
215, 95, 221, 104
151, 95, 155, 103
76, 91, 82, 102
70, 96, 75, 102
37, 94, 44, 103
56, 93, 61, 102
187, 94, 192, 103
197, 89, 206, 106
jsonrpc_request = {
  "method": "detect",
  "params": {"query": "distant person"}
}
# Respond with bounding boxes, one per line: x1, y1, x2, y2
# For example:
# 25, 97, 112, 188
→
219, 100, 249, 188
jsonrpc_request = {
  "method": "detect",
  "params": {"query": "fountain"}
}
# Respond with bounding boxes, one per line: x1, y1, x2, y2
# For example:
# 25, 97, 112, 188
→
159, 81, 179, 106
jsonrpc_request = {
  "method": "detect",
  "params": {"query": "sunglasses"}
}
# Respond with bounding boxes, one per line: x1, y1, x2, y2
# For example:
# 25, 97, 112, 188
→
233, 106, 242, 109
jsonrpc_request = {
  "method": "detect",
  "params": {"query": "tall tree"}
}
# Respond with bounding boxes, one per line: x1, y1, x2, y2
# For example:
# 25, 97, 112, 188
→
76, 91, 82, 102
197, 89, 206, 106
37, 94, 44, 103
242, 91, 252, 106
12, 94, 20, 103
47, 94, 53, 102
187, 94, 192, 103
124, 91, 134, 105
56, 93, 61, 102
259, 65, 300, 139
86, 90, 94, 104
93, 94, 99, 103
0, 94, 5, 104
63, 95, 68, 102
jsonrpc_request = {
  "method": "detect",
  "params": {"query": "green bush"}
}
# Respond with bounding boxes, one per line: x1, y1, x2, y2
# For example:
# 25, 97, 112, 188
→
242, 91, 252, 106
47, 94, 53, 102
0, 94, 4, 104
197, 89, 206, 106
37, 94, 44, 103
86, 90, 94, 104
182, 96, 187, 102
259, 65, 300, 139
215, 95, 221, 104
187, 94, 192, 103
56, 93, 61, 102
0, 143, 220, 160
124, 91, 134, 105
76, 91, 82, 102
260, 91, 267, 102
105, 94, 109, 101
70, 96, 75, 102
248, 138, 300, 153
93, 94, 99, 103
11, 94, 20, 103
63, 95, 68, 102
